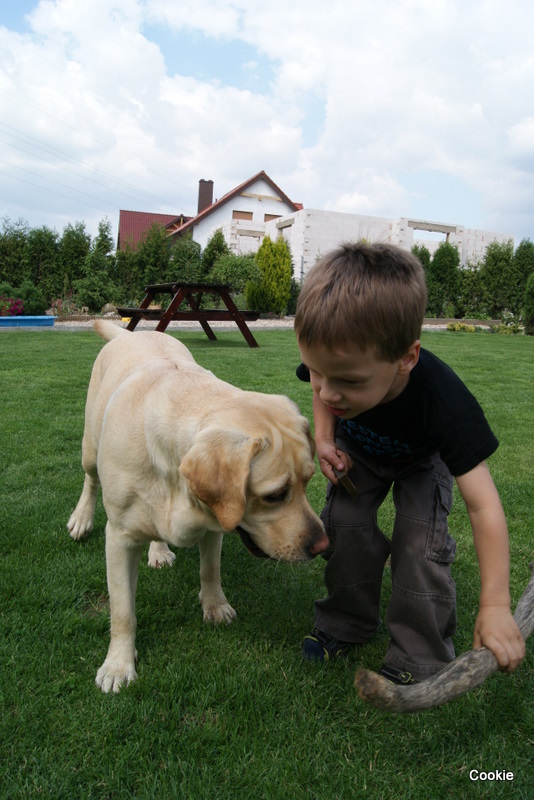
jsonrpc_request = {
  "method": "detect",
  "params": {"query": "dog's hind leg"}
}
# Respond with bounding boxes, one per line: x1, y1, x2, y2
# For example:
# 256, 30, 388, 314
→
96, 524, 143, 693
198, 532, 237, 624
68, 428, 100, 540
67, 469, 99, 540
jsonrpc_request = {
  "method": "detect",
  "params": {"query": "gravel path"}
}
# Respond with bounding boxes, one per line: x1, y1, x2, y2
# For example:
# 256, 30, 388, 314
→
53, 316, 297, 332
3, 316, 450, 332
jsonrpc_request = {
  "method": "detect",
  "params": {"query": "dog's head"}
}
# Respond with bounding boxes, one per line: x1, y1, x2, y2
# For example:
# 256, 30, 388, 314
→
179, 395, 329, 562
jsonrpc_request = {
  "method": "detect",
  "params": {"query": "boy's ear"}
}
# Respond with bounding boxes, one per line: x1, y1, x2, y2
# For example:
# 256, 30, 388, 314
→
399, 340, 421, 375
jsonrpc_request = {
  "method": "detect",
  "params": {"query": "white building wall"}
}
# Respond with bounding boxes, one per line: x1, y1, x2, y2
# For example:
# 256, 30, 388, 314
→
265, 209, 513, 279
267, 209, 403, 277
191, 177, 295, 251
450, 227, 512, 265
186, 180, 513, 280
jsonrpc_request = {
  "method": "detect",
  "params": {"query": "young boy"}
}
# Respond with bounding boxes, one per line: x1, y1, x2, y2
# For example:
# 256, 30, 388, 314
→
295, 242, 525, 683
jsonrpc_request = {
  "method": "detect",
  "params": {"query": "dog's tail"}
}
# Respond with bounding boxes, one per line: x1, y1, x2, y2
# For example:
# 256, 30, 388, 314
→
93, 319, 129, 342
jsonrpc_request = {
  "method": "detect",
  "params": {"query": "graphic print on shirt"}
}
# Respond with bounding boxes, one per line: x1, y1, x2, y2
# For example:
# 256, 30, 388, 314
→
340, 419, 413, 460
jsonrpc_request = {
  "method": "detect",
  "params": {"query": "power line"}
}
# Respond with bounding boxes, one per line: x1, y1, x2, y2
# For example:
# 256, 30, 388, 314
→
3, 169, 118, 215
0, 133, 179, 213
0, 122, 182, 210
0, 87, 198, 210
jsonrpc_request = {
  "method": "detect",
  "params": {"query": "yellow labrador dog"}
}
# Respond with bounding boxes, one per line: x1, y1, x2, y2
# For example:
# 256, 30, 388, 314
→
68, 320, 328, 693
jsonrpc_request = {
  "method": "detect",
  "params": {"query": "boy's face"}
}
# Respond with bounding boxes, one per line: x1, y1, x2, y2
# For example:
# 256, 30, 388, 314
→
298, 340, 420, 420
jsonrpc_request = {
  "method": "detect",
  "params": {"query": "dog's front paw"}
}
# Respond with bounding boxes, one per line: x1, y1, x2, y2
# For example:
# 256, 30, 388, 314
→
67, 511, 93, 540
96, 659, 138, 694
147, 541, 176, 568
203, 603, 237, 624
199, 591, 237, 624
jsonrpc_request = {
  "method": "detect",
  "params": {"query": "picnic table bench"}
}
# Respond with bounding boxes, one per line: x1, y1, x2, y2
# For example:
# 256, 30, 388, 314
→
117, 281, 260, 348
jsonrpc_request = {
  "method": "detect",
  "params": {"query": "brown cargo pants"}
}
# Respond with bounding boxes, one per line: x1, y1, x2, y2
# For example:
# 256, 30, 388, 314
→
314, 447, 457, 680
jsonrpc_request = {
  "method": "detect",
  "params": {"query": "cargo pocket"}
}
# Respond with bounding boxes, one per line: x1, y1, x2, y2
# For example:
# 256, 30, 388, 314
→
319, 482, 336, 561
425, 475, 456, 564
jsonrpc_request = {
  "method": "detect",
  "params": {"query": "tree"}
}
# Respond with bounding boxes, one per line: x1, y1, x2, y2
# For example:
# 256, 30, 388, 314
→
200, 229, 230, 279
169, 233, 202, 283
23, 226, 60, 304
456, 260, 486, 319
271, 236, 293, 312
246, 235, 293, 315
115, 245, 143, 304
511, 238, 534, 314
480, 239, 515, 317
427, 242, 460, 317
411, 243, 431, 271
412, 244, 433, 315
58, 222, 91, 294
136, 223, 171, 286
523, 273, 534, 335
74, 219, 117, 312
0, 217, 29, 286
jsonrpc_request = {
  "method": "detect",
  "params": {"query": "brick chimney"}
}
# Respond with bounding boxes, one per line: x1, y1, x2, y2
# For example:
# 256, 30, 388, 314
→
198, 179, 214, 214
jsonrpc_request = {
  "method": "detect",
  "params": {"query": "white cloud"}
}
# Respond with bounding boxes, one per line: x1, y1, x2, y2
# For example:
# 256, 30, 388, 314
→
1, 0, 534, 243
507, 117, 534, 159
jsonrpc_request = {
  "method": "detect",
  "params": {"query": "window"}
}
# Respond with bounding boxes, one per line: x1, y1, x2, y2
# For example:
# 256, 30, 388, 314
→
232, 210, 253, 221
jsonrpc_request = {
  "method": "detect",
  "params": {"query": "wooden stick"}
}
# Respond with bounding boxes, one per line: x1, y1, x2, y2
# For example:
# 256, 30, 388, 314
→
354, 562, 534, 714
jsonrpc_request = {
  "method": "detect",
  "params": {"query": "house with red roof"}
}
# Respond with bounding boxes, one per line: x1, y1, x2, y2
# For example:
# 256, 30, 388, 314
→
117, 170, 510, 277
116, 171, 301, 255
166, 171, 301, 253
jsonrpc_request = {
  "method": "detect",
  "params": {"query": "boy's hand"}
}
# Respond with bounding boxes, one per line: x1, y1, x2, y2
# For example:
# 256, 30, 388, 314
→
473, 605, 525, 672
316, 440, 353, 484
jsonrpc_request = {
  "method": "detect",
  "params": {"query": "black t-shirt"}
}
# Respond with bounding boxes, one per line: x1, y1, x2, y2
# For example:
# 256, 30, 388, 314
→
296, 348, 498, 476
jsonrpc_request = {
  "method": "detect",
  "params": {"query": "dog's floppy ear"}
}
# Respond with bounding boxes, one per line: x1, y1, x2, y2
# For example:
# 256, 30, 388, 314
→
301, 415, 316, 457
179, 428, 266, 530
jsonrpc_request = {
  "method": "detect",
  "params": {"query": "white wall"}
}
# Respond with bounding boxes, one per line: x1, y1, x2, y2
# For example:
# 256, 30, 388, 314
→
265, 209, 513, 278
188, 180, 513, 279
191, 177, 296, 251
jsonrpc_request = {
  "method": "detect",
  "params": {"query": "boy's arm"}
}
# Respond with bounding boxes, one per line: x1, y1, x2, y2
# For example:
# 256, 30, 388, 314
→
456, 461, 525, 672
312, 393, 352, 482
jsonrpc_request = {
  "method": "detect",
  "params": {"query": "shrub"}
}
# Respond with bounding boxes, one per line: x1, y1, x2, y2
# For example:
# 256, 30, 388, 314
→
488, 311, 523, 335
246, 236, 292, 315
209, 253, 260, 294
201, 229, 230, 278
488, 324, 522, 335
0, 280, 46, 315
16, 280, 47, 315
286, 277, 301, 315
0, 282, 16, 300
0, 294, 23, 316
446, 322, 476, 333
245, 279, 272, 313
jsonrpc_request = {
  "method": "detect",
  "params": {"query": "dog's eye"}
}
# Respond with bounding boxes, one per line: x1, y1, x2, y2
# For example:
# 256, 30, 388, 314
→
264, 488, 289, 504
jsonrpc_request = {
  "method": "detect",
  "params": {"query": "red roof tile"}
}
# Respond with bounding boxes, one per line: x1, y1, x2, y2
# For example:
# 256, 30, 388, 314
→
117, 211, 189, 251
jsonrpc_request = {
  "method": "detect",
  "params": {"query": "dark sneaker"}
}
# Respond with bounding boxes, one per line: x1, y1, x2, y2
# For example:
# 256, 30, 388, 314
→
301, 628, 353, 662
378, 664, 419, 685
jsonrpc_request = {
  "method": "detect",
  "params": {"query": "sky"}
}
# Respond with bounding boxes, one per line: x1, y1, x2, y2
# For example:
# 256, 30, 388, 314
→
1, 0, 534, 247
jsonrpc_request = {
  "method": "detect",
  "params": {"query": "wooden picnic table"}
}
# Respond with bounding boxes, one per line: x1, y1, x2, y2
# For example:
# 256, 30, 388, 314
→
117, 282, 260, 348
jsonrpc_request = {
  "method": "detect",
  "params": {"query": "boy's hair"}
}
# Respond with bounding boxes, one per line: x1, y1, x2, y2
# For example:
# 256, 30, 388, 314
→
294, 242, 427, 362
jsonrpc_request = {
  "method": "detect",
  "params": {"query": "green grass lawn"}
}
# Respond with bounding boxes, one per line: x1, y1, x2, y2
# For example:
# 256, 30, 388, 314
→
1, 327, 533, 799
